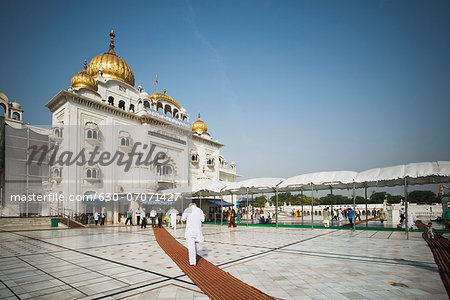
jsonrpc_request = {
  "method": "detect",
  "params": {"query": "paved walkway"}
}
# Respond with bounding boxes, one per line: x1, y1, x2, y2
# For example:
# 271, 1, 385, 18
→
0, 225, 447, 299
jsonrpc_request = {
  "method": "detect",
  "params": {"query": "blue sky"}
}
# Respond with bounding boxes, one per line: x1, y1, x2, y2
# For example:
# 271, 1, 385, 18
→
1, 0, 449, 181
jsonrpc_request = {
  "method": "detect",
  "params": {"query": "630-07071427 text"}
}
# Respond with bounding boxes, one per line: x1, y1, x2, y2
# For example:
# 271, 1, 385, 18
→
10, 192, 182, 202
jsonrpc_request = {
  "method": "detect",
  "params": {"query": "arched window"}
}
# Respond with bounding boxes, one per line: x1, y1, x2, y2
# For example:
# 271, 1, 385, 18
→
108, 96, 114, 106
87, 130, 92, 139
92, 130, 98, 139
164, 166, 172, 175
129, 104, 135, 112
164, 104, 172, 116
54, 128, 63, 138
207, 156, 214, 167
118, 100, 125, 110
12, 112, 20, 120
92, 169, 97, 179
86, 169, 92, 178
144, 101, 150, 109
120, 138, 130, 146
0, 103, 6, 117
157, 102, 163, 113
157, 165, 173, 176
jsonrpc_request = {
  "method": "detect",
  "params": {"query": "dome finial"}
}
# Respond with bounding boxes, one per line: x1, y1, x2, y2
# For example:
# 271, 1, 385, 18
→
163, 88, 166, 95
83, 59, 87, 71
109, 30, 116, 51
198, 112, 201, 119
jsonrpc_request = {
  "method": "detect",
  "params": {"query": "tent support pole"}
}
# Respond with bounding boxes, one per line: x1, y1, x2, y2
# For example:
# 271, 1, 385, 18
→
251, 193, 254, 224
330, 187, 333, 227
311, 183, 314, 230
246, 188, 249, 227
365, 186, 368, 228
275, 186, 279, 228
301, 190, 304, 226
404, 177, 409, 240
352, 182, 356, 231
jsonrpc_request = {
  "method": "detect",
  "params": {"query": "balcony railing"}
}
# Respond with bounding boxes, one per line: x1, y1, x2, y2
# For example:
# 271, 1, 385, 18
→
146, 108, 190, 129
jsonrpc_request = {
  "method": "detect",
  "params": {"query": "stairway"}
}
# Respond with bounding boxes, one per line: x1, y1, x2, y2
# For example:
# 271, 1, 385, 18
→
0, 217, 68, 230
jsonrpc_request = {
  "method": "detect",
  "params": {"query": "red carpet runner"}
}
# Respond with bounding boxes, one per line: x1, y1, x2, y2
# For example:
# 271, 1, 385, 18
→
153, 227, 274, 300
415, 221, 450, 297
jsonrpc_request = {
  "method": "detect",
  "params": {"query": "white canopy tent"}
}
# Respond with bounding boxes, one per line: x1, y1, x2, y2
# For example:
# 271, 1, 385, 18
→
172, 161, 450, 236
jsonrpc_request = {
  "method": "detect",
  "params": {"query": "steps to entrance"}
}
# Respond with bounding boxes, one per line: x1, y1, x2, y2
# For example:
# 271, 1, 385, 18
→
0, 217, 68, 230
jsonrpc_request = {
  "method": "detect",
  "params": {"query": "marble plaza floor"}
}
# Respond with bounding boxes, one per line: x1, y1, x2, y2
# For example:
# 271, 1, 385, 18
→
0, 224, 447, 299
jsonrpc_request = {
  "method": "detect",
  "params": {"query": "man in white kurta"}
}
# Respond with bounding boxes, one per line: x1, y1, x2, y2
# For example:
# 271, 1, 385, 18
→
181, 202, 205, 266
169, 207, 178, 231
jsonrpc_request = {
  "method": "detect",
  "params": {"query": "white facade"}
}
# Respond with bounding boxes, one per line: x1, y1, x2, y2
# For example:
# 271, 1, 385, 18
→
41, 33, 237, 222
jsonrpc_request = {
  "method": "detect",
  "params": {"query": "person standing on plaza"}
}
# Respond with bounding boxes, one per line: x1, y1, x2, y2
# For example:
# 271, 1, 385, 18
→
150, 208, 157, 227
140, 208, 147, 229
136, 208, 141, 226
100, 211, 105, 226
228, 208, 237, 228
426, 222, 435, 239
338, 209, 343, 223
94, 210, 99, 226
181, 201, 205, 266
165, 209, 171, 228
157, 207, 164, 228
169, 207, 178, 231
255, 209, 261, 224
322, 207, 330, 227
348, 207, 354, 227
237, 209, 242, 224
399, 206, 405, 225
125, 209, 133, 225
379, 208, 386, 224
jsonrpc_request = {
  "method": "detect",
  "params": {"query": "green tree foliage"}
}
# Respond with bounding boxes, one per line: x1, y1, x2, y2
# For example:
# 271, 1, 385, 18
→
408, 191, 437, 204
253, 195, 267, 207
269, 192, 312, 206
369, 192, 404, 204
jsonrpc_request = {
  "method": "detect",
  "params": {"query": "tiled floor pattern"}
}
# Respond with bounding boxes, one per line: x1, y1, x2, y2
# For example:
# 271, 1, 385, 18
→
0, 225, 447, 299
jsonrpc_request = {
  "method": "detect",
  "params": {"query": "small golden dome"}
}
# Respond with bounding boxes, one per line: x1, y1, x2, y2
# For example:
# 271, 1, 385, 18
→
86, 30, 135, 87
149, 89, 181, 109
192, 113, 207, 133
71, 60, 98, 91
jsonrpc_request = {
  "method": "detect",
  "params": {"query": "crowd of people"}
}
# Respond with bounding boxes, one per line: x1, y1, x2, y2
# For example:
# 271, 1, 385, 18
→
122, 207, 181, 230
219, 207, 273, 225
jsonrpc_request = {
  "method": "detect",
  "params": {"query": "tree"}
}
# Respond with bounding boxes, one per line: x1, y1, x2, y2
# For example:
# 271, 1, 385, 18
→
408, 191, 437, 204
319, 194, 352, 205
253, 195, 267, 207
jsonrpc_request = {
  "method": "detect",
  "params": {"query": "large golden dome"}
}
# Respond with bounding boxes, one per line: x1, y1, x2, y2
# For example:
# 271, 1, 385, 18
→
192, 113, 207, 133
71, 60, 98, 91
86, 30, 135, 87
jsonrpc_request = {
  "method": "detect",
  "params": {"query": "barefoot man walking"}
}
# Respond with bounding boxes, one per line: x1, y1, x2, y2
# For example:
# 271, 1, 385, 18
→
181, 201, 205, 266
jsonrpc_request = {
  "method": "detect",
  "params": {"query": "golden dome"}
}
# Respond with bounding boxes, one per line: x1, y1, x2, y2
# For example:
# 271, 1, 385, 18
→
149, 89, 180, 108
71, 60, 98, 91
192, 113, 207, 133
86, 30, 135, 87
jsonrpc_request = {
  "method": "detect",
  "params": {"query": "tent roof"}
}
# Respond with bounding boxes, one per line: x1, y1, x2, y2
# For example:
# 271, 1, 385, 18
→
225, 177, 285, 194
208, 199, 233, 207
279, 171, 357, 191
189, 161, 450, 196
